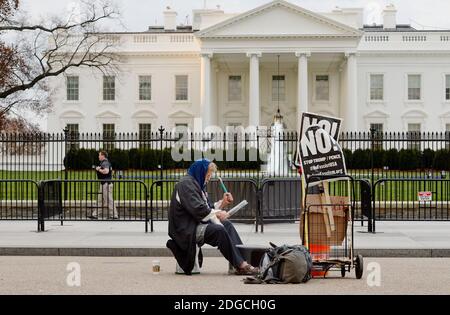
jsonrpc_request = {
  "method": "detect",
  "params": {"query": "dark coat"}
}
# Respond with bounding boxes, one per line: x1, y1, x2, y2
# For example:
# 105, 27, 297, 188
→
166, 175, 212, 275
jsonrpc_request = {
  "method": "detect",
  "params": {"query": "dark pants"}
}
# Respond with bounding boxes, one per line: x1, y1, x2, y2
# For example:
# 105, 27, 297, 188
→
203, 220, 245, 268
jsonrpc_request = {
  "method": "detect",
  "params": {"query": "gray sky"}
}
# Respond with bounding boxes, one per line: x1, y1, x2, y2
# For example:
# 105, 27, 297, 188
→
20, 0, 450, 31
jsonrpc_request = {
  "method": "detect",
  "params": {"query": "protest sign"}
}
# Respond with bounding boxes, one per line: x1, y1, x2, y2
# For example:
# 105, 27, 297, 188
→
298, 113, 346, 185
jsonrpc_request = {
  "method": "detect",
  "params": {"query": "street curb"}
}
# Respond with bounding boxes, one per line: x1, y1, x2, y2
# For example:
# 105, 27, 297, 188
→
1, 247, 450, 257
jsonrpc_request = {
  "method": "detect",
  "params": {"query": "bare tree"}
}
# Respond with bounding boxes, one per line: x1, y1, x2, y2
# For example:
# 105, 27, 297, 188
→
0, 0, 122, 128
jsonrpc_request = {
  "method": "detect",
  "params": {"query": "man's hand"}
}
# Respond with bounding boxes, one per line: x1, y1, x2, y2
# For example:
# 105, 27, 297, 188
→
215, 210, 230, 222
221, 193, 234, 208
95, 166, 101, 172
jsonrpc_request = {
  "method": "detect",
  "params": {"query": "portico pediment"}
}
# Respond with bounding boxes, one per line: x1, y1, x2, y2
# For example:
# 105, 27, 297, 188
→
196, 0, 362, 39
95, 110, 121, 119
168, 110, 194, 119
364, 110, 390, 119
60, 110, 85, 119
402, 109, 428, 119
131, 110, 158, 119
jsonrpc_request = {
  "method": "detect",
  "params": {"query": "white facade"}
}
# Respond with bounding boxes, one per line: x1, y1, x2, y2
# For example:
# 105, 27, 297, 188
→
47, 0, 450, 134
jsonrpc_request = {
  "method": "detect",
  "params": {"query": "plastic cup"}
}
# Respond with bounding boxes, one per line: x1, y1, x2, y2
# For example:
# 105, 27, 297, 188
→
152, 260, 160, 274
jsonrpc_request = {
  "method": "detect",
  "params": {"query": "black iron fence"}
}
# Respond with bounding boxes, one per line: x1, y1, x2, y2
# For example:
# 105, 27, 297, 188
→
1, 129, 450, 230
1, 130, 449, 183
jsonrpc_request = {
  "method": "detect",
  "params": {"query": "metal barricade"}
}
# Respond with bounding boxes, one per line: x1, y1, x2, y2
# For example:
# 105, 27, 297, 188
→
259, 178, 302, 232
38, 180, 149, 232
372, 178, 450, 232
0, 180, 40, 229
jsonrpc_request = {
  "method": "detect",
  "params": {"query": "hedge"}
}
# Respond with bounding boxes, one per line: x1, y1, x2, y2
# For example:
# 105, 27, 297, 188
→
341, 148, 450, 171
433, 150, 450, 171
64, 148, 263, 170
64, 148, 450, 171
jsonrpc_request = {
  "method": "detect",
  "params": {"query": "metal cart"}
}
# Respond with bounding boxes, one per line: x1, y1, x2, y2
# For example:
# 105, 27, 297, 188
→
301, 175, 364, 279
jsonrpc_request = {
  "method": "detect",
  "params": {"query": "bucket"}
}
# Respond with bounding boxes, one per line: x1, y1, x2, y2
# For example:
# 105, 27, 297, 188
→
309, 244, 330, 278
309, 244, 330, 261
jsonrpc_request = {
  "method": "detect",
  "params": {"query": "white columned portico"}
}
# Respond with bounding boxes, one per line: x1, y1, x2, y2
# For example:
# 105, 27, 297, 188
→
247, 52, 262, 127
345, 52, 358, 131
295, 52, 311, 129
200, 52, 213, 128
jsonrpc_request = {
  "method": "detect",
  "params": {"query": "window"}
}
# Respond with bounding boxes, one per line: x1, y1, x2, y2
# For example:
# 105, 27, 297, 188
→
407, 123, 421, 150
370, 123, 384, 150
446, 75, 450, 101
139, 76, 152, 101
315, 75, 329, 101
66, 76, 79, 101
139, 124, 152, 149
272, 75, 286, 102
408, 74, 421, 100
103, 124, 115, 150
175, 123, 189, 138
370, 74, 384, 101
103, 76, 116, 101
228, 76, 242, 102
175, 75, 188, 101
65, 124, 79, 150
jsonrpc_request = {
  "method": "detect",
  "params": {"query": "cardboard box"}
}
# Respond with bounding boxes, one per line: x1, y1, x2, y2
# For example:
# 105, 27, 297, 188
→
300, 195, 349, 246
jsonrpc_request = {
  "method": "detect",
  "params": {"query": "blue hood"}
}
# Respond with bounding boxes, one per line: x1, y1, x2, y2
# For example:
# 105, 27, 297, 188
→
187, 159, 211, 191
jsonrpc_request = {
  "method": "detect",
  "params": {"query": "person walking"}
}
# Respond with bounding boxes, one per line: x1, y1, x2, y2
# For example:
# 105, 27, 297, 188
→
89, 151, 118, 220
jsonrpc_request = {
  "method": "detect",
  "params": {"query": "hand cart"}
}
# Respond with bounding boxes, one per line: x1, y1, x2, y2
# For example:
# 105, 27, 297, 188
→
301, 175, 364, 279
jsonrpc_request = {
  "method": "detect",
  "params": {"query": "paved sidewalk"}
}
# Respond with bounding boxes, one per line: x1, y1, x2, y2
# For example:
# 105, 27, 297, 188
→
1, 221, 450, 257
1, 257, 450, 295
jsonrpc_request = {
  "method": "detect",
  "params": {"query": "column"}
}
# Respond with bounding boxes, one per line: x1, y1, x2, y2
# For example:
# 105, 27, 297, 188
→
345, 52, 358, 131
200, 52, 213, 129
295, 52, 311, 130
247, 52, 261, 127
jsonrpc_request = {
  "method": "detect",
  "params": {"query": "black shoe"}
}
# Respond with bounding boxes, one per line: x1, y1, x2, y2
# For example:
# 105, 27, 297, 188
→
88, 215, 98, 220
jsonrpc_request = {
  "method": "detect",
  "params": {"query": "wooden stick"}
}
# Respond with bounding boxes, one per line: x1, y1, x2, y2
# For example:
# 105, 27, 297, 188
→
319, 181, 335, 237
301, 174, 308, 248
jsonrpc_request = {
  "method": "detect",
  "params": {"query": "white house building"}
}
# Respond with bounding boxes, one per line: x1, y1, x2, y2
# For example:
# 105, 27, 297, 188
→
47, 0, 450, 135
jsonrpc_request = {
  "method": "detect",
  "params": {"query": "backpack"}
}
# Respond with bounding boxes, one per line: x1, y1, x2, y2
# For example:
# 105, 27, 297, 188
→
244, 243, 312, 284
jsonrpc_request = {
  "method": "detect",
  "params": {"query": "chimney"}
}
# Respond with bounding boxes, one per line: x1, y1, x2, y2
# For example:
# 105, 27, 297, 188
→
382, 4, 397, 29
164, 6, 177, 31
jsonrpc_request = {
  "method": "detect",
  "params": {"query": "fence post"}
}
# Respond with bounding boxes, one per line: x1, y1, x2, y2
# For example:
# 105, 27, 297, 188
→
62, 128, 69, 226
256, 127, 260, 183
37, 182, 45, 232
369, 128, 376, 232
158, 126, 165, 180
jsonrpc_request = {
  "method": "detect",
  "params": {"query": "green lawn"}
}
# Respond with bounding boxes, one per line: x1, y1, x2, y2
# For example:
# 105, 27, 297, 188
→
1, 169, 449, 202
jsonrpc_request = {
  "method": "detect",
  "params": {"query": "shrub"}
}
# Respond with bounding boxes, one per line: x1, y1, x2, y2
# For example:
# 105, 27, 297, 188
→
433, 150, 450, 171
352, 149, 370, 169
109, 149, 129, 170
372, 149, 385, 169
384, 148, 399, 170
342, 149, 352, 169
398, 149, 421, 170
140, 150, 158, 171
128, 149, 141, 169
421, 149, 435, 169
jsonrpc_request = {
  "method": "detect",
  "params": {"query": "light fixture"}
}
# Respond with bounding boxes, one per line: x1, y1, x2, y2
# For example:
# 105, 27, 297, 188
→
273, 54, 285, 126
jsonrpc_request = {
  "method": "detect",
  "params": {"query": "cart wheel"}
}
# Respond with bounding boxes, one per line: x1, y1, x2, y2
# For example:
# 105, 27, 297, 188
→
341, 266, 346, 278
355, 255, 364, 280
